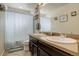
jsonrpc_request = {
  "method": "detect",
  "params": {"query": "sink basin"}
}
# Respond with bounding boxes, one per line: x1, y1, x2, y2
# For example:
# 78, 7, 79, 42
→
40, 36, 77, 44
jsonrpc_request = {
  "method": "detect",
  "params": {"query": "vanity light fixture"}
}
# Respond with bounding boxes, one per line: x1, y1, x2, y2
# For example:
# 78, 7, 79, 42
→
19, 6, 23, 9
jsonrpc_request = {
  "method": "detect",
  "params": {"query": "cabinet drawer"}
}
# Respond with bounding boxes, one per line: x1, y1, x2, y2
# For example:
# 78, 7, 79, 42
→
30, 36, 38, 45
38, 48, 49, 56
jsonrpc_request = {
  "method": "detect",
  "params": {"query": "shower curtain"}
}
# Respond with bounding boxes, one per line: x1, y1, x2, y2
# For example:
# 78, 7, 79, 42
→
5, 10, 33, 49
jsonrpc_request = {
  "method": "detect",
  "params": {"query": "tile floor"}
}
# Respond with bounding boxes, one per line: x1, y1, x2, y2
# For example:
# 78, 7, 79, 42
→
6, 50, 31, 56
4, 45, 31, 56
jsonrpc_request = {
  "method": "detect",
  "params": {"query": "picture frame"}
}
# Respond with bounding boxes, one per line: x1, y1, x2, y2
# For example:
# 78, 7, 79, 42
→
54, 17, 58, 20
71, 11, 77, 16
59, 15, 68, 22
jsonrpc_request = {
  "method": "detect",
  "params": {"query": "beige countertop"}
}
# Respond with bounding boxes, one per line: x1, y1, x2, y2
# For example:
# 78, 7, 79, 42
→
29, 34, 79, 56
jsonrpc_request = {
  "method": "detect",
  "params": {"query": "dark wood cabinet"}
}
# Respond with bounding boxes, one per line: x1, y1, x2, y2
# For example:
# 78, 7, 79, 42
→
32, 43, 38, 56
29, 36, 72, 56
38, 48, 49, 56
29, 36, 38, 56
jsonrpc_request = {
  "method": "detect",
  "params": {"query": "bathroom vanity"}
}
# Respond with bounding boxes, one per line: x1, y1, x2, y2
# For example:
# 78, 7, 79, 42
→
29, 34, 79, 56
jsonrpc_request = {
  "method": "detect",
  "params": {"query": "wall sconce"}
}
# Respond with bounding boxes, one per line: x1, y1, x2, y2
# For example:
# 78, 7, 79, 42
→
36, 23, 40, 30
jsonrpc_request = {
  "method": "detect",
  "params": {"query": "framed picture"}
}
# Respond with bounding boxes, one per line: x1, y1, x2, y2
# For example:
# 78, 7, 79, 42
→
54, 17, 58, 20
71, 11, 77, 16
59, 15, 68, 22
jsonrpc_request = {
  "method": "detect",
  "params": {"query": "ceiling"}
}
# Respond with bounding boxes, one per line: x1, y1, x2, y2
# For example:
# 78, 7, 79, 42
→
4, 3, 36, 11
4, 3, 68, 16
40, 3, 67, 12
40, 3, 68, 16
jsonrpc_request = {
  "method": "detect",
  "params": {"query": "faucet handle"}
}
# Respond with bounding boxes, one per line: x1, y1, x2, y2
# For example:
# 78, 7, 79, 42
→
64, 33, 66, 37
60, 33, 66, 38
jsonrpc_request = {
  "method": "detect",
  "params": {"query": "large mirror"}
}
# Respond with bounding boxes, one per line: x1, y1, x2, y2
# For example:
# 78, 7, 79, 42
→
40, 3, 79, 35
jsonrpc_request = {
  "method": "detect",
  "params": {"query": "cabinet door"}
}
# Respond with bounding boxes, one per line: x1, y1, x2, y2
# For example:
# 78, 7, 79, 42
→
32, 44, 38, 56
38, 48, 49, 56
29, 36, 38, 51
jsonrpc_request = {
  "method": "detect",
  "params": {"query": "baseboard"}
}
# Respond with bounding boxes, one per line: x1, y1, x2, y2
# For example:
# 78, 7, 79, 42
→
0, 50, 5, 56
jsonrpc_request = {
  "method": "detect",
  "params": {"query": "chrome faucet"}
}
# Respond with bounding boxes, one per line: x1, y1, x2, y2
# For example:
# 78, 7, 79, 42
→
60, 33, 66, 38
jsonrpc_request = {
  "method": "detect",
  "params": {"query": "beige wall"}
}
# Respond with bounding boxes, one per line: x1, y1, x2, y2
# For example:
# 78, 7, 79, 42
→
0, 11, 5, 55
51, 4, 79, 35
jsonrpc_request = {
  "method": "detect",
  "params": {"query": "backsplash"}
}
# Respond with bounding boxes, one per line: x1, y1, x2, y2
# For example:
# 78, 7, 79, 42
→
41, 32, 79, 40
